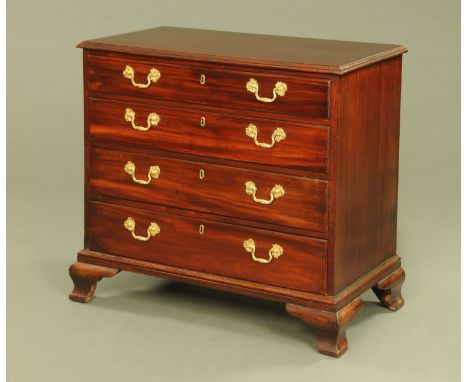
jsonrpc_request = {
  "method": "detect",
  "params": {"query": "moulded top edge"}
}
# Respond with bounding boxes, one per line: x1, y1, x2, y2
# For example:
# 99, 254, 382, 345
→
77, 26, 408, 75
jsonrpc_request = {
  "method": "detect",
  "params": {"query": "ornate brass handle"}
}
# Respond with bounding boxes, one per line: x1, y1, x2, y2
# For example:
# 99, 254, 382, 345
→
124, 161, 160, 185
246, 78, 287, 103
245, 181, 285, 205
124, 108, 160, 131
245, 123, 286, 148
124, 217, 160, 241
122, 65, 161, 88
243, 239, 283, 264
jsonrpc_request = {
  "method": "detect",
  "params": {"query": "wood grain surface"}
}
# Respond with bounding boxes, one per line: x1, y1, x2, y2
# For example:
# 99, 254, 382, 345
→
79, 26, 407, 74
286, 298, 363, 357
87, 53, 330, 122
332, 56, 403, 293
89, 147, 328, 235
69, 262, 120, 303
87, 200, 327, 294
88, 97, 330, 174
72, 29, 407, 358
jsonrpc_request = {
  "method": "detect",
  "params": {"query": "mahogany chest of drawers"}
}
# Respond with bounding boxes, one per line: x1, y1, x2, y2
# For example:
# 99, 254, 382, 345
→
69, 27, 407, 357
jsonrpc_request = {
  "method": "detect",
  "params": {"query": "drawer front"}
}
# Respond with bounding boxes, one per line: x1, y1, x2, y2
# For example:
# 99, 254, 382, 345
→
89, 148, 328, 235
87, 54, 330, 122
89, 98, 329, 174
87, 201, 327, 294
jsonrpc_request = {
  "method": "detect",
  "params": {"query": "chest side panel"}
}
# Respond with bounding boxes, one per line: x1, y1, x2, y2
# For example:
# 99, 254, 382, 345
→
332, 56, 403, 294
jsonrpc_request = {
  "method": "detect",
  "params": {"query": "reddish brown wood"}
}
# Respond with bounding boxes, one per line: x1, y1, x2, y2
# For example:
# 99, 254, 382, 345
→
89, 147, 328, 236
91, 192, 325, 238
286, 298, 363, 357
72, 28, 407, 357
87, 53, 330, 123
88, 97, 329, 174
91, 139, 329, 180
79, 249, 401, 311
325, 73, 340, 295
372, 267, 405, 311
331, 56, 403, 293
78, 26, 406, 75
87, 200, 327, 294
69, 262, 120, 302
78, 249, 327, 306
83, 51, 91, 248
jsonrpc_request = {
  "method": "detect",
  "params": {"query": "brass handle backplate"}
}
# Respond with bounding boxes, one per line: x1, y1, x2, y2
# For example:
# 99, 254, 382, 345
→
245, 181, 285, 205
246, 78, 287, 103
122, 65, 161, 88
124, 108, 160, 132
245, 123, 286, 148
243, 239, 283, 264
124, 161, 160, 185
124, 217, 160, 241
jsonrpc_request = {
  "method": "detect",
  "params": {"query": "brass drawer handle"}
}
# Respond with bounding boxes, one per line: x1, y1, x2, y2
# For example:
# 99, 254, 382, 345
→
124, 108, 160, 131
124, 217, 160, 241
122, 65, 161, 88
246, 78, 287, 103
124, 161, 160, 185
245, 123, 286, 148
243, 239, 283, 264
245, 181, 285, 205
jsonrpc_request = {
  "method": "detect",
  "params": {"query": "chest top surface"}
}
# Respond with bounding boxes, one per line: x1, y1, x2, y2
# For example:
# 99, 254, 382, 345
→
78, 26, 407, 74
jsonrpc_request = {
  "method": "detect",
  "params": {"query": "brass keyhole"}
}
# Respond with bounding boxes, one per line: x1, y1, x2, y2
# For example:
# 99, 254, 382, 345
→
200, 74, 206, 85
200, 116, 206, 127
199, 225, 205, 235
199, 169, 205, 179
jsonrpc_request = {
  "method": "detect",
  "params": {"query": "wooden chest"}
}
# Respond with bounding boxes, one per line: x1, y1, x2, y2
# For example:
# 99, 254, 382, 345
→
69, 27, 407, 357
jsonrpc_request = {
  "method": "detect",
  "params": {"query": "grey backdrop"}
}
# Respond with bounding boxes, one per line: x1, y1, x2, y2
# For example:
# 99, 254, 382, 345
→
7, 1, 460, 381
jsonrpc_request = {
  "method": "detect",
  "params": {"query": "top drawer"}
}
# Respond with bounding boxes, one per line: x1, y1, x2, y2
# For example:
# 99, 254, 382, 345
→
86, 53, 330, 123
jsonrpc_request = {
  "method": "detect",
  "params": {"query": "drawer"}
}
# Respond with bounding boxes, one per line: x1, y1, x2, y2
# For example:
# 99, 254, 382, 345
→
89, 98, 329, 174
87, 54, 330, 123
87, 201, 327, 294
89, 148, 328, 235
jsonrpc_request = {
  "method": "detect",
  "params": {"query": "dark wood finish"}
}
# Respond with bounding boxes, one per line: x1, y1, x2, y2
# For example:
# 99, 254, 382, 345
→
331, 56, 403, 293
89, 97, 329, 174
78, 26, 407, 74
91, 137, 329, 181
87, 194, 402, 288
372, 267, 405, 311
69, 262, 120, 302
90, 192, 324, 238
71, 28, 407, 357
89, 147, 328, 235
86, 49, 332, 130
87, 53, 330, 122
83, 43, 91, 249
78, 248, 401, 311
87, 201, 327, 294
325, 77, 339, 294
286, 298, 363, 357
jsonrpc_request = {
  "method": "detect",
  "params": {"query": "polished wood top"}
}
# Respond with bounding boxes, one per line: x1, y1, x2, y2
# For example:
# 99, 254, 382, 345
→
78, 26, 407, 74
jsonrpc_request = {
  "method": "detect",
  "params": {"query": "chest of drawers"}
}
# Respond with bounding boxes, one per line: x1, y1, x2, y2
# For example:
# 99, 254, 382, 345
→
68, 27, 407, 357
